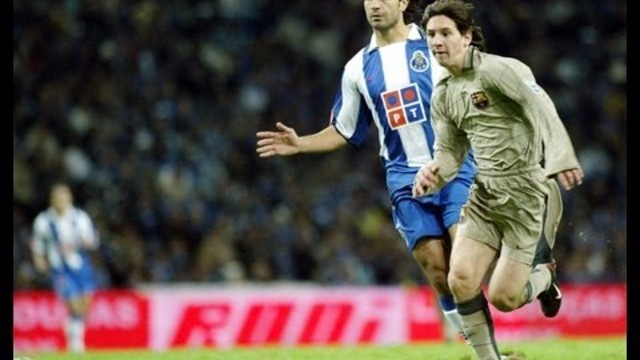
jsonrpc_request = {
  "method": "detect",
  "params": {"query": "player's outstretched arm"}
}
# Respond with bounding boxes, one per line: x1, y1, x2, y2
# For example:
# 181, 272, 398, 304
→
256, 122, 347, 158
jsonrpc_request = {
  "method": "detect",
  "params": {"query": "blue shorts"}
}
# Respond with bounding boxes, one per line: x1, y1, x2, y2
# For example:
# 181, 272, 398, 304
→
392, 179, 471, 251
50, 264, 96, 301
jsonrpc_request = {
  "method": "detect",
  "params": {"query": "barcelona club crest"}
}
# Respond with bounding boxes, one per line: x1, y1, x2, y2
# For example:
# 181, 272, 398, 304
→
410, 50, 429, 73
470, 91, 490, 109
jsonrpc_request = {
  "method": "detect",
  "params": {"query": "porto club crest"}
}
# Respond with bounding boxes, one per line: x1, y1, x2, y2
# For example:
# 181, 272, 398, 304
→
410, 50, 430, 73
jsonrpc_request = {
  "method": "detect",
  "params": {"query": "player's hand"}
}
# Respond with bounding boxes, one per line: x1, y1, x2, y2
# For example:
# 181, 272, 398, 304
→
33, 256, 49, 274
256, 122, 301, 157
62, 241, 76, 255
554, 167, 584, 190
413, 163, 440, 198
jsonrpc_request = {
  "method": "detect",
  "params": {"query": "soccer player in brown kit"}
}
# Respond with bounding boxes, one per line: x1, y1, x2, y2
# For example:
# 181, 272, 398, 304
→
413, 1, 584, 359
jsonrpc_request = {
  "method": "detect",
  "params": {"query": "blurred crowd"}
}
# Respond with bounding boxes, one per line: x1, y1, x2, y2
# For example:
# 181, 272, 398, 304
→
14, 0, 626, 290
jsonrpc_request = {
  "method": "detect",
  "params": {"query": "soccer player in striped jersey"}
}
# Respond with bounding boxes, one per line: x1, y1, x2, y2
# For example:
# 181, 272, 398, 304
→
414, 1, 583, 359
31, 183, 100, 353
257, 0, 476, 343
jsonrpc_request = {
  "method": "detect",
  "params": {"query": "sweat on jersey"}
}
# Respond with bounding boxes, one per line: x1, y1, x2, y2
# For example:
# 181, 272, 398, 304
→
329, 23, 476, 203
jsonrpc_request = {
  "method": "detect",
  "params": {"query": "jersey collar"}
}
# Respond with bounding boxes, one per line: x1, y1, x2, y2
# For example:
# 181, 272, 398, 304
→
367, 23, 423, 53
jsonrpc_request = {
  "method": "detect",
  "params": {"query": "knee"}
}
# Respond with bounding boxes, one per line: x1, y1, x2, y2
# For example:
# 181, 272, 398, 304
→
487, 290, 520, 312
67, 298, 90, 317
447, 268, 474, 298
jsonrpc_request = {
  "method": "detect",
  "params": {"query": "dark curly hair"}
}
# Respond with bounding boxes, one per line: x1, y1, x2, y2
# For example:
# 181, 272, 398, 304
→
403, 0, 424, 25
420, 0, 486, 51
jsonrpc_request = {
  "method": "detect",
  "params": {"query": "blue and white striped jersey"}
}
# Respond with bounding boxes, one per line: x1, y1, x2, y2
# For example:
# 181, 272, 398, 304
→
32, 207, 99, 271
330, 23, 476, 203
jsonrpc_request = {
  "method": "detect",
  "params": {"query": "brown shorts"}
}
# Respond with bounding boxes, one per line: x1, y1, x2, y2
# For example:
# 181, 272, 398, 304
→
457, 168, 563, 265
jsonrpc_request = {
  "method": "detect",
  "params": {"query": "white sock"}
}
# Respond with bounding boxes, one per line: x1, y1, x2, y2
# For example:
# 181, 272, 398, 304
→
443, 308, 468, 343
525, 264, 553, 303
66, 317, 85, 353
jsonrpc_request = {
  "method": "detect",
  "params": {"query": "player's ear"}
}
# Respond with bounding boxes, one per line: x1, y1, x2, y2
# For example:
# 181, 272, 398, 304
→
462, 31, 473, 48
400, 0, 408, 12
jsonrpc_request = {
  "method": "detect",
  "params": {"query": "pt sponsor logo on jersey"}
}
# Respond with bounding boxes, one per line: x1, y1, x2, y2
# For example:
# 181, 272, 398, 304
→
470, 91, 490, 109
381, 84, 426, 130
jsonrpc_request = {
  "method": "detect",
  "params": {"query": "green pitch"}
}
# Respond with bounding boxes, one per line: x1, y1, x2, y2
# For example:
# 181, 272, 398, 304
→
15, 336, 626, 360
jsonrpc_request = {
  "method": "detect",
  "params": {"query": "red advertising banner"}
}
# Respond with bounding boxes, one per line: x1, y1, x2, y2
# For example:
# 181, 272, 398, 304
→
13, 283, 626, 352
84, 290, 150, 349
408, 283, 627, 341
13, 290, 149, 352
13, 291, 66, 352
147, 286, 408, 349
489, 283, 627, 340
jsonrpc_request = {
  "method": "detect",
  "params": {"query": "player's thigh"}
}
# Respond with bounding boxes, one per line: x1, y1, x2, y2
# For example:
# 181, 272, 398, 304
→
392, 199, 446, 251
78, 264, 97, 294
487, 255, 531, 300
439, 178, 473, 230
52, 271, 78, 301
62, 268, 95, 313
449, 236, 497, 291
455, 184, 503, 253
66, 296, 87, 315
500, 188, 547, 265
412, 238, 448, 271
67, 288, 93, 315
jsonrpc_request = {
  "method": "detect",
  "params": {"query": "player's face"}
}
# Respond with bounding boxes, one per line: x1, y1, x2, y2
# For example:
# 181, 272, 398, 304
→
50, 185, 73, 213
425, 15, 472, 74
364, 0, 407, 31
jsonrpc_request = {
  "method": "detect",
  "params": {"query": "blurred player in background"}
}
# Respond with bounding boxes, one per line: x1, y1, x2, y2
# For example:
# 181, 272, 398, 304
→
31, 183, 100, 353
257, 0, 476, 344
414, 1, 583, 358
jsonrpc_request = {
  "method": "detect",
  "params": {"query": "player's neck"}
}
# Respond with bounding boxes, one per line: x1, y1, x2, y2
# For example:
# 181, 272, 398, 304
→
53, 206, 71, 217
374, 22, 410, 48
447, 48, 473, 77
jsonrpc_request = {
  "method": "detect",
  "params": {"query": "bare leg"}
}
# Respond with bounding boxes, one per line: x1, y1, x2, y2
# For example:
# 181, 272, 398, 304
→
65, 293, 92, 353
413, 235, 467, 343
448, 237, 501, 360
